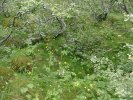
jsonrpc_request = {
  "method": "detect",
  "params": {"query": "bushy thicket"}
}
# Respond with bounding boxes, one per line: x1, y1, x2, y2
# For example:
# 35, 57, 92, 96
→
0, 0, 133, 100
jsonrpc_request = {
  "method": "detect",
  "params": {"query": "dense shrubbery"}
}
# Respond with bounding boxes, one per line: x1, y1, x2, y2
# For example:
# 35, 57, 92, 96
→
0, 0, 133, 100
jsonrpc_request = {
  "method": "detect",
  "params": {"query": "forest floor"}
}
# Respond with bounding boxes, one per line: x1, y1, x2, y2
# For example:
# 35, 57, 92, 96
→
0, 12, 133, 100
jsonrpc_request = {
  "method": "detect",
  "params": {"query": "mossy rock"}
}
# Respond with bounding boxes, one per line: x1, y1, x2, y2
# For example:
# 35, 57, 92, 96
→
11, 55, 33, 73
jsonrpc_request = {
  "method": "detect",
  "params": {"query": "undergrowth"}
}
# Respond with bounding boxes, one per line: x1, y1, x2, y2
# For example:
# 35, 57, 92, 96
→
0, 0, 133, 100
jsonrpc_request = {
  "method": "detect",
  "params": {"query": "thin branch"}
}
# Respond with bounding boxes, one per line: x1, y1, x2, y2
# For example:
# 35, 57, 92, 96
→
0, 32, 12, 46
122, 0, 129, 14
43, 6, 67, 38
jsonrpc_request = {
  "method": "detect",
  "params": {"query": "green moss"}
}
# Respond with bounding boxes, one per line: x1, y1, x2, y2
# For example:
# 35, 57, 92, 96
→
11, 55, 33, 73
2, 75, 44, 100
0, 67, 14, 91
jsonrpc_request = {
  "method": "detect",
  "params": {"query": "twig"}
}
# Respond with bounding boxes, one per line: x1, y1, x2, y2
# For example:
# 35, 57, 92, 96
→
0, 32, 12, 46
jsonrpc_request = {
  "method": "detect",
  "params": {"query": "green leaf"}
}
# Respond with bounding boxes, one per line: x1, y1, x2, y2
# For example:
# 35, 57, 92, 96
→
61, 50, 68, 55
26, 94, 32, 99
27, 83, 34, 89
20, 87, 28, 94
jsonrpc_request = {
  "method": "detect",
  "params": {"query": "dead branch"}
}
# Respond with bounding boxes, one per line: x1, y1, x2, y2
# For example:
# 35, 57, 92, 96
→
54, 17, 66, 38
122, 0, 129, 14
0, 32, 12, 46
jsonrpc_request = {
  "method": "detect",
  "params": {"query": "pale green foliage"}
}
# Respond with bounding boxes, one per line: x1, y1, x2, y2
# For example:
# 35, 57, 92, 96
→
1, 0, 133, 100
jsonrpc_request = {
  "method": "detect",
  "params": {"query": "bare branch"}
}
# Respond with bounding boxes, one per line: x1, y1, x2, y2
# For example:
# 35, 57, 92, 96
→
0, 33, 12, 46
122, 0, 129, 14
